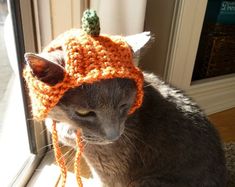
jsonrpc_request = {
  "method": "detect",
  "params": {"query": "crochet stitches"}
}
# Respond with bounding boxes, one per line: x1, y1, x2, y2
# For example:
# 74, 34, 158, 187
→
82, 9, 100, 36
24, 29, 144, 120
24, 9, 144, 187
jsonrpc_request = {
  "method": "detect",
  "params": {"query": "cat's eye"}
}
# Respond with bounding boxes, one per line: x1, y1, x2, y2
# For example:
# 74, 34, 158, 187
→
75, 109, 96, 117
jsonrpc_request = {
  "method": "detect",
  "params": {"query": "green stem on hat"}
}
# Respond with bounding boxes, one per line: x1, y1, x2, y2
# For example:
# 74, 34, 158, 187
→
82, 9, 100, 36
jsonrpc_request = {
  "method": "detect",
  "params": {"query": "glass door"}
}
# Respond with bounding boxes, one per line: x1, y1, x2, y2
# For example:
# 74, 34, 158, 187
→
156, 0, 235, 114
0, 0, 46, 186
192, 0, 235, 81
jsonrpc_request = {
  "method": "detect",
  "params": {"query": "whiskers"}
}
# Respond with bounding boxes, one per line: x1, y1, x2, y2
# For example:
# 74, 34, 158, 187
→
144, 83, 154, 88
40, 127, 49, 135
37, 143, 53, 153
82, 134, 110, 145
33, 144, 73, 173
124, 127, 158, 154
121, 129, 146, 167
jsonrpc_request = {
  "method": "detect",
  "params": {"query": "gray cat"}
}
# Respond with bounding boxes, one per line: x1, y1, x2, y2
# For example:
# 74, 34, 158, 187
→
25, 34, 227, 187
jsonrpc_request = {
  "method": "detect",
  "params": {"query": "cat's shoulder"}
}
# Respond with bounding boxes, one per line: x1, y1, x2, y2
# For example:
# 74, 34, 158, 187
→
143, 72, 202, 115
143, 71, 181, 98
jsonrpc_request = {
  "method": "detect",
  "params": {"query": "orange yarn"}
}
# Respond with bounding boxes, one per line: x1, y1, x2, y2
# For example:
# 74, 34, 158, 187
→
24, 29, 144, 187
52, 121, 67, 187
52, 121, 83, 187
74, 130, 84, 187
23, 29, 144, 120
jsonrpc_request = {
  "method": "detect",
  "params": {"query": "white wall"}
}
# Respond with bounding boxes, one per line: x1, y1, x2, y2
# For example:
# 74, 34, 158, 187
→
36, 0, 86, 49
140, 0, 176, 78
36, 0, 175, 78
90, 0, 147, 35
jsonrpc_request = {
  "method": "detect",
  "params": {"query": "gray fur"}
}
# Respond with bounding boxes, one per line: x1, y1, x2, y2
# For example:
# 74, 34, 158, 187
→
25, 49, 227, 186
48, 73, 227, 187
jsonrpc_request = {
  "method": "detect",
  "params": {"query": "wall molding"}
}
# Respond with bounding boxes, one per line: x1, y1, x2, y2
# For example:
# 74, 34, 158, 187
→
164, 0, 235, 114
165, 0, 208, 89
187, 75, 235, 115
34, 0, 87, 50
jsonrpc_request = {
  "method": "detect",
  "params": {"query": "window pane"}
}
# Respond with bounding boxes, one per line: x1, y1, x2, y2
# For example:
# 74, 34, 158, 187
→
192, 0, 235, 81
0, 1, 31, 185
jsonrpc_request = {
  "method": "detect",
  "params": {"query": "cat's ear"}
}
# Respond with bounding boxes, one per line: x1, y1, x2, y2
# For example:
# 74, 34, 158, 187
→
24, 53, 65, 86
125, 32, 154, 58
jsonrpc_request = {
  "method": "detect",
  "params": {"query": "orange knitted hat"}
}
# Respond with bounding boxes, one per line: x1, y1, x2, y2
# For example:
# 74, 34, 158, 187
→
24, 21, 143, 121
23, 10, 144, 187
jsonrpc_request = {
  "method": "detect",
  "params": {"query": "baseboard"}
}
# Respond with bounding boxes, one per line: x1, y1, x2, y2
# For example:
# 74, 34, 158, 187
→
186, 75, 235, 115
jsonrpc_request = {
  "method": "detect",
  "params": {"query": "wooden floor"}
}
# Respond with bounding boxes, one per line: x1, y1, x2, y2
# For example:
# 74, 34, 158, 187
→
208, 107, 235, 142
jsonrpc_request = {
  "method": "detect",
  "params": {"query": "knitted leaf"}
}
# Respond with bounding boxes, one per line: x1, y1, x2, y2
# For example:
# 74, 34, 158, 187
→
82, 9, 100, 36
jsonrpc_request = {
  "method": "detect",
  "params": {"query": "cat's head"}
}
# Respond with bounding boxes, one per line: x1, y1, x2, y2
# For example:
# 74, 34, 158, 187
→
25, 32, 152, 146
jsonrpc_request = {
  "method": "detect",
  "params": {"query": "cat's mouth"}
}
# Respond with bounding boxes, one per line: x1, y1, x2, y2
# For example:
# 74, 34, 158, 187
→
59, 126, 119, 146
81, 134, 117, 145
47, 120, 122, 146
62, 133, 116, 145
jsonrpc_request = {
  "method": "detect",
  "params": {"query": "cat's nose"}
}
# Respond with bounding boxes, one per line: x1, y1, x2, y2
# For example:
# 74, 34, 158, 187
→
105, 128, 121, 141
